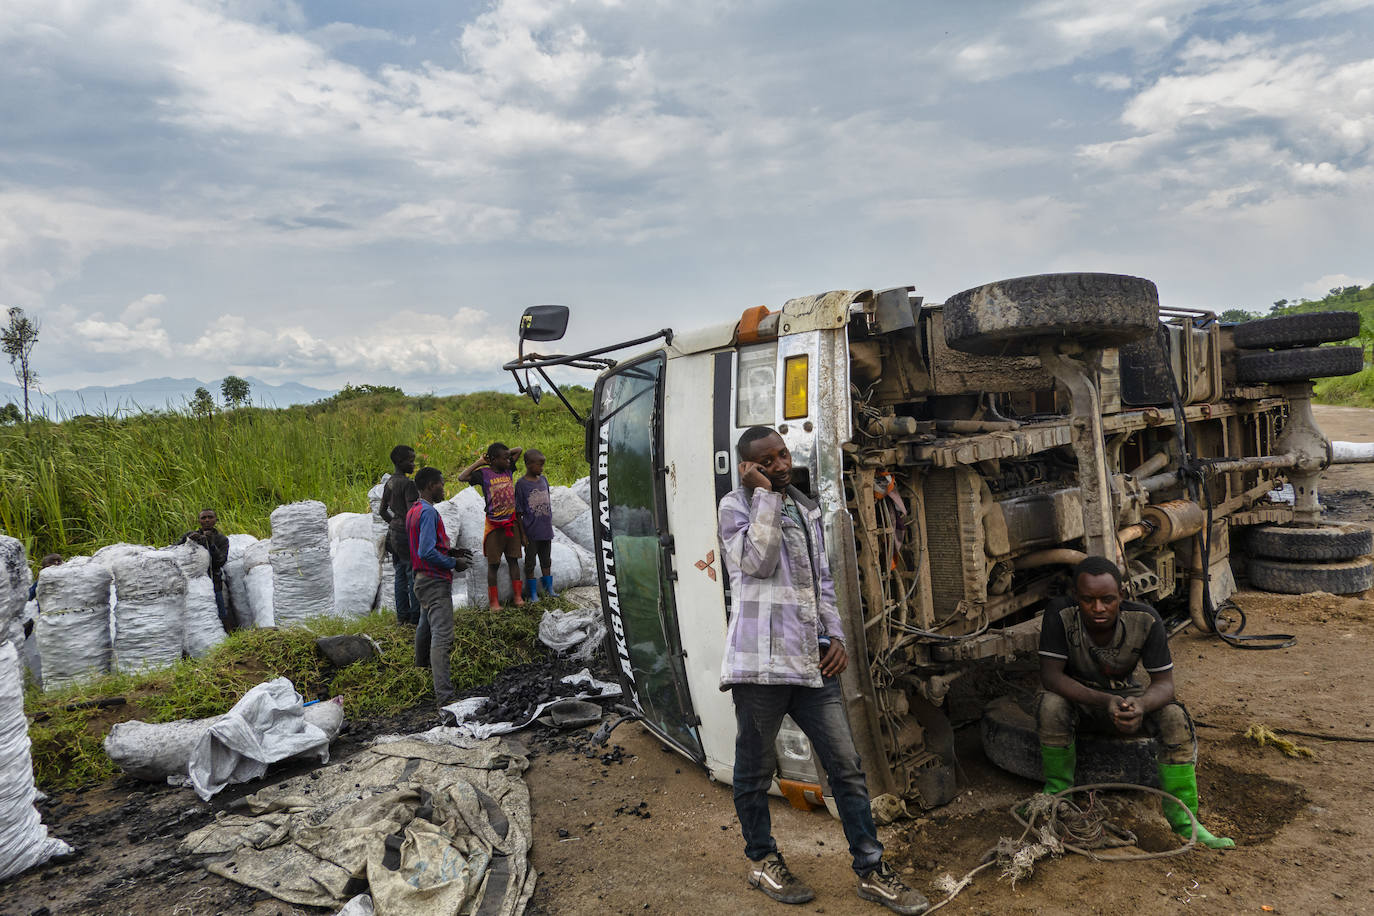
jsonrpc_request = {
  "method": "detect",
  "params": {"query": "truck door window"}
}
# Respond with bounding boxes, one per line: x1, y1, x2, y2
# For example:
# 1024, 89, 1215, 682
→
596, 354, 704, 760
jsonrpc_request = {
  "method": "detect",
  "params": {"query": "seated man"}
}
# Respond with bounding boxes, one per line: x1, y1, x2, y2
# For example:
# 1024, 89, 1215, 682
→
1037, 556, 1233, 849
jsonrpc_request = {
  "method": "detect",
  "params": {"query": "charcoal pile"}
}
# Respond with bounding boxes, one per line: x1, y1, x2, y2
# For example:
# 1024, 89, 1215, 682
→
469, 656, 617, 724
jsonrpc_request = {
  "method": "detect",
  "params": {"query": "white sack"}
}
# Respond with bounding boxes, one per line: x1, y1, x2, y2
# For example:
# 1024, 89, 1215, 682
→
368, 473, 391, 516
551, 528, 596, 587
246, 565, 275, 628
91, 542, 150, 572
451, 486, 486, 556
328, 512, 383, 544
270, 545, 334, 626
270, 500, 330, 551
187, 678, 338, 800
466, 562, 516, 610
377, 559, 396, 612
0, 536, 29, 648
36, 560, 114, 689
546, 541, 587, 592
435, 498, 464, 547
243, 538, 271, 571
331, 538, 382, 618
571, 476, 591, 504
0, 641, 73, 880
549, 486, 588, 530
223, 534, 259, 630
105, 693, 345, 783
112, 552, 187, 675
450, 575, 469, 610
161, 544, 225, 657
537, 605, 607, 661
561, 507, 595, 553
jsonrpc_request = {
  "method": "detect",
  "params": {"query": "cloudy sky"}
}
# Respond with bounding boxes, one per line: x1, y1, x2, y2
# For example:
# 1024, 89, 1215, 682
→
2, 0, 1372, 392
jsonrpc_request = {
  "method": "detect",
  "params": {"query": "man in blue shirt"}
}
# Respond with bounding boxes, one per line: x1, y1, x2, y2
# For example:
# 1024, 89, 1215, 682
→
406, 467, 472, 707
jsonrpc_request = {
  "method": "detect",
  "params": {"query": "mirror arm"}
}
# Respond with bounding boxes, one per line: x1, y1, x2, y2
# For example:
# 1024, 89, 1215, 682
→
503, 329, 672, 372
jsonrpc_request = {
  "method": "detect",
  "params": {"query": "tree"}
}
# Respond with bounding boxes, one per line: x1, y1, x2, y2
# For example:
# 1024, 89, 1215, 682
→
220, 375, 251, 408
1, 307, 40, 422
190, 386, 216, 417
0, 402, 21, 425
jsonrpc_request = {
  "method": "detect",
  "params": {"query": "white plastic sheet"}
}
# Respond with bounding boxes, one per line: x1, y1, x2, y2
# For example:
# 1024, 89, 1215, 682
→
112, 552, 187, 674
0, 641, 72, 880
537, 603, 607, 661
186, 679, 340, 800
36, 559, 114, 689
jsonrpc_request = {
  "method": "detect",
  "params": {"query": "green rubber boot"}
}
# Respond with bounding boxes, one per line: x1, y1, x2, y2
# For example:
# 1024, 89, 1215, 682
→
1158, 762, 1235, 849
1041, 743, 1076, 796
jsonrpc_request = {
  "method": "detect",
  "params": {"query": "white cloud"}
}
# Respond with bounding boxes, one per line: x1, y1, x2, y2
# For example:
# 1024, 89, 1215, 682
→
120, 293, 167, 323
1299, 273, 1370, 297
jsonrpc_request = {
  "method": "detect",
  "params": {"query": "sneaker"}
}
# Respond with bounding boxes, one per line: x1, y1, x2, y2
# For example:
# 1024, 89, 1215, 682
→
747, 851, 815, 905
857, 861, 930, 915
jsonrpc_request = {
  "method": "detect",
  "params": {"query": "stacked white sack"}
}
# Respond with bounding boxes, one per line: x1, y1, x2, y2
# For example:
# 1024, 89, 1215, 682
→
551, 528, 597, 587
562, 507, 595, 554
549, 486, 588, 530
162, 543, 225, 657
36, 559, 113, 689
243, 539, 274, 627
223, 534, 259, 629
328, 513, 386, 618
368, 473, 391, 516
0, 537, 30, 649
270, 501, 334, 626
571, 476, 591, 505
112, 551, 187, 675
0, 641, 72, 880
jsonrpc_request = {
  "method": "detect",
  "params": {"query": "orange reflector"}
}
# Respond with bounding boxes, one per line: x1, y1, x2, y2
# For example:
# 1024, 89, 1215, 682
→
783, 354, 809, 419
778, 778, 825, 811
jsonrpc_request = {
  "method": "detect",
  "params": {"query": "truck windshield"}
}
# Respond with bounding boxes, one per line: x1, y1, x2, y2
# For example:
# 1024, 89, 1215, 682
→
594, 354, 703, 760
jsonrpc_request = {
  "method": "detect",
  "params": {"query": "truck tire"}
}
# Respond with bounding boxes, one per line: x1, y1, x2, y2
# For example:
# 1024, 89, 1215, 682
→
1235, 346, 1365, 383
1247, 523, 1373, 562
1232, 311, 1361, 350
943, 273, 1159, 357
1247, 557, 1374, 595
980, 696, 1160, 787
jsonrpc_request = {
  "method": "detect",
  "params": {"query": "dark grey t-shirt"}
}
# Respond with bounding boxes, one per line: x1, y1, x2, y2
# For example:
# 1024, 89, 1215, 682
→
1039, 596, 1173, 692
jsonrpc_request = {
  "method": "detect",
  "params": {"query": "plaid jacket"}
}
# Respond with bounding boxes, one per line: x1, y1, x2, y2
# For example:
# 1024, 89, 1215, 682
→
717, 484, 844, 690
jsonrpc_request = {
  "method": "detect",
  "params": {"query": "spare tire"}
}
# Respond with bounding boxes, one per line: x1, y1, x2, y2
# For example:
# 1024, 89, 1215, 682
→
980, 695, 1160, 787
943, 273, 1159, 357
1232, 311, 1361, 350
1247, 557, 1374, 596
1247, 523, 1373, 562
1235, 346, 1365, 383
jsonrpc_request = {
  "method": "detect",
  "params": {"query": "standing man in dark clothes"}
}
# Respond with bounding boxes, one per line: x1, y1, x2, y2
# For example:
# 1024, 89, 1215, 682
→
178, 508, 232, 628
515, 449, 555, 599
379, 445, 421, 625
407, 467, 472, 708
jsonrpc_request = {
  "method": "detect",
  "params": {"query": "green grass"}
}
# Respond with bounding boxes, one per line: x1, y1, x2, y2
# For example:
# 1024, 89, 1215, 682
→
0, 387, 592, 564
1314, 366, 1374, 408
23, 604, 559, 791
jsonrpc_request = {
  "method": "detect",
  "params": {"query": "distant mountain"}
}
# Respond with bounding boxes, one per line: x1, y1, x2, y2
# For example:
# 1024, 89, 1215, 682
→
0, 376, 336, 417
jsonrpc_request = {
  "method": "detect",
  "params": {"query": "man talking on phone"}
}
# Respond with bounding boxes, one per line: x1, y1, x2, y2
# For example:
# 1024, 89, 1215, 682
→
717, 426, 928, 914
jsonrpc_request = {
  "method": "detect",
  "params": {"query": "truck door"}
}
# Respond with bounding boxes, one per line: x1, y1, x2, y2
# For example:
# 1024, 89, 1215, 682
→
591, 353, 704, 761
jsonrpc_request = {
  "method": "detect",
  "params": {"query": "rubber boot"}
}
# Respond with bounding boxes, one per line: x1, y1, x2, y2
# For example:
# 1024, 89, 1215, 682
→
540, 574, 557, 598
524, 578, 538, 601
1041, 743, 1076, 796
1158, 762, 1235, 849
488, 585, 502, 611
512, 578, 525, 607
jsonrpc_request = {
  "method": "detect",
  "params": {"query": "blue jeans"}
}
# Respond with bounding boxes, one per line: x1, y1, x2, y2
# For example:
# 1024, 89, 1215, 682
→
731, 678, 883, 875
392, 555, 420, 625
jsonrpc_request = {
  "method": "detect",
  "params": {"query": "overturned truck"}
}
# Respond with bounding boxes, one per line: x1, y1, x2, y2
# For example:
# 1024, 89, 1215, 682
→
506, 272, 1372, 813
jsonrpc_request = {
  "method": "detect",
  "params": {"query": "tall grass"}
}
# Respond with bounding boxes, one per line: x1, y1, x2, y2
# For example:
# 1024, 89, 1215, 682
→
0, 388, 591, 563
1315, 366, 1374, 408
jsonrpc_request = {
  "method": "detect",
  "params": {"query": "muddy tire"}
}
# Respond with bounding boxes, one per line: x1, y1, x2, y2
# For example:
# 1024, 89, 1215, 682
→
1247, 523, 1373, 562
1247, 557, 1374, 596
1235, 346, 1365, 383
1232, 311, 1361, 349
943, 273, 1159, 357
980, 695, 1160, 787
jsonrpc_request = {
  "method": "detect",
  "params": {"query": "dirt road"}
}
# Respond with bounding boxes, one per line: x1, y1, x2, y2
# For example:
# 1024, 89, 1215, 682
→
4, 406, 1372, 916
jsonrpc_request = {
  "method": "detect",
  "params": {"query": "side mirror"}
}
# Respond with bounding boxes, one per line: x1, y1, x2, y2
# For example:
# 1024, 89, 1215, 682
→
519, 305, 569, 343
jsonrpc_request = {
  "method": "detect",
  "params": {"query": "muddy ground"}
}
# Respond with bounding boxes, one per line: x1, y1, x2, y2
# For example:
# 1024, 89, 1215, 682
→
4, 405, 1374, 916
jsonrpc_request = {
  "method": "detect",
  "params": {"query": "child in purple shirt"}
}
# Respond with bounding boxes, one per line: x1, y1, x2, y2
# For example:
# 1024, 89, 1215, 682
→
515, 449, 556, 598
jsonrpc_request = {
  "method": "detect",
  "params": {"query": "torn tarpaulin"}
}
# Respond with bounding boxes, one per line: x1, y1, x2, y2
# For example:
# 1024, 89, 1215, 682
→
182, 735, 533, 916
